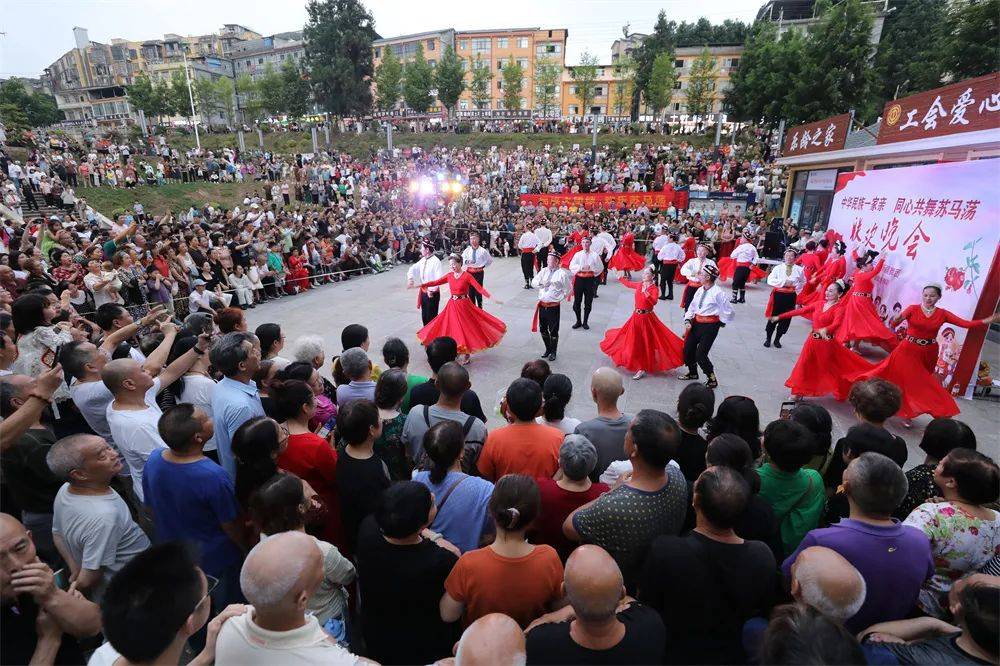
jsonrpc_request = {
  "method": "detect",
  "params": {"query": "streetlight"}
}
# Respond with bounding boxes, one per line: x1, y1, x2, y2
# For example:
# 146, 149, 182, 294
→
181, 49, 200, 150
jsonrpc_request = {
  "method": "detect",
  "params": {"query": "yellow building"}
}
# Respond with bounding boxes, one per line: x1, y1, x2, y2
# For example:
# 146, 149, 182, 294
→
667, 45, 743, 116
560, 64, 632, 118
372, 29, 456, 113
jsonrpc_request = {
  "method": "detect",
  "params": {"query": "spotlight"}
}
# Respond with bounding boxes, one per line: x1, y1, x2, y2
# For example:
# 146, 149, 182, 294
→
419, 178, 434, 195
408, 181, 419, 193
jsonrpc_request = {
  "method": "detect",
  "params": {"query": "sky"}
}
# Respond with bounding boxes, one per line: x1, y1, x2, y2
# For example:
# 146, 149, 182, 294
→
1, 0, 761, 78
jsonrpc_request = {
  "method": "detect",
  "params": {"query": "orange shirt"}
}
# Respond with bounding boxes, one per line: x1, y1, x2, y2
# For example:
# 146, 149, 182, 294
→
444, 544, 563, 628
476, 422, 562, 481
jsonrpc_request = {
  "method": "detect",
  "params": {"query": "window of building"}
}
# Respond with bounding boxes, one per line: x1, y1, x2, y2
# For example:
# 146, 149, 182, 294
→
460, 40, 469, 50
673, 102, 681, 111
459, 99, 469, 109
497, 60, 504, 70
596, 68, 604, 77
590, 105, 603, 114
460, 59, 468, 70
729, 58, 740, 68
497, 37, 508, 48
258, 58, 263, 64
674, 81, 682, 90
472, 38, 491, 53
427, 39, 435, 50
569, 105, 579, 115
374, 47, 381, 58
674, 59, 683, 68
517, 37, 529, 48
428, 59, 436, 67
593, 86, 605, 96
497, 80, 503, 90
570, 85, 578, 94
520, 98, 528, 109
517, 58, 528, 69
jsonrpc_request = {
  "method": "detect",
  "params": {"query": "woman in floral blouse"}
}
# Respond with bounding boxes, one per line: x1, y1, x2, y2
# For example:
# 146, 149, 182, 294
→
903, 448, 1000, 619
894, 418, 977, 520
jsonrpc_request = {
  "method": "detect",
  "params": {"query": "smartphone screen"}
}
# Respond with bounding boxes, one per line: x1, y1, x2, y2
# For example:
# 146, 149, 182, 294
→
779, 401, 797, 420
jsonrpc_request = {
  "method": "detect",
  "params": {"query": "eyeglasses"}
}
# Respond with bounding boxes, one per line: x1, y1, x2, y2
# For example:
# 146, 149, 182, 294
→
196, 574, 220, 609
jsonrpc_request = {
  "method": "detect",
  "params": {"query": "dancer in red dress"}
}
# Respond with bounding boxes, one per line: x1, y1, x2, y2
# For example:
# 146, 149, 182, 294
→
798, 240, 847, 310
607, 228, 646, 277
560, 225, 589, 268
769, 280, 874, 400
835, 249, 896, 350
794, 241, 823, 309
600, 267, 685, 380
847, 284, 999, 420
412, 253, 506, 363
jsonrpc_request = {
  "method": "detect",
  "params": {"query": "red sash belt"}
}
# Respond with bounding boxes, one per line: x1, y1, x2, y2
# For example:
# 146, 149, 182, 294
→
635, 309, 652, 315
466, 266, 485, 273
694, 315, 720, 324
736, 262, 751, 268
531, 300, 561, 332
451, 295, 468, 301
575, 271, 596, 278
686, 280, 702, 288
520, 248, 536, 254
905, 335, 934, 346
661, 260, 679, 265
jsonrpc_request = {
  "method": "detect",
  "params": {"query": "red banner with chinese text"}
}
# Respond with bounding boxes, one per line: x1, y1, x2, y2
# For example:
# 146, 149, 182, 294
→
827, 160, 1000, 396
878, 72, 1000, 145
518, 189, 689, 211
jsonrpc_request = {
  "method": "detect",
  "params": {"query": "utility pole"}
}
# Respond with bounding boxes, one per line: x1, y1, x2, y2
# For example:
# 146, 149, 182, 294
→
590, 114, 599, 164
182, 49, 200, 150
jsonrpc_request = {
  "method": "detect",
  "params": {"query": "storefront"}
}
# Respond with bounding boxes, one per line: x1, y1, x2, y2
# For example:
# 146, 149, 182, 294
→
776, 73, 1000, 231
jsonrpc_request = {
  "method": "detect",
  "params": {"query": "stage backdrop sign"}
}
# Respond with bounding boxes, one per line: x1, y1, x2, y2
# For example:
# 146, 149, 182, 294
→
519, 187, 688, 212
827, 160, 1000, 396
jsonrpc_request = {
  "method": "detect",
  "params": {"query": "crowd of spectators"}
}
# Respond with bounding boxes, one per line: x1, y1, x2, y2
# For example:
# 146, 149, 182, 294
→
0, 129, 997, 666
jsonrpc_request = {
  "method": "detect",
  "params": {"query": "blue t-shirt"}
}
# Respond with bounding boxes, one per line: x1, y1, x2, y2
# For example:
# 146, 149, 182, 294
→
413, 470, 494, 554
142, 451, 242, 576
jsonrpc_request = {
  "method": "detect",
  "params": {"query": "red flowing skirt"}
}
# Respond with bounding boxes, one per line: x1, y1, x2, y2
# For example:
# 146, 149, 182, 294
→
718, 258, 766, 283
834, 293, 897, 347
417, 297, 507, 354
560, 245, 582, 268
849, 340, 959, 419
607, 246, 646, 271
785, 335, 874, 399
600, 312, 685, 373
718, 240, 735, 259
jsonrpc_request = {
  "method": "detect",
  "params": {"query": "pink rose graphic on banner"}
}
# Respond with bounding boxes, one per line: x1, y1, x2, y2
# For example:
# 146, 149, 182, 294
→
944, 267, 966, 292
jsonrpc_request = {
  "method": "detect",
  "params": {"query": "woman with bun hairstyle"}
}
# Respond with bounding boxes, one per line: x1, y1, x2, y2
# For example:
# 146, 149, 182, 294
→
537, 373, 581, 434
674, 382, 714, 482
769, 279, 874, 401
440, 474, 563, 628
848, 283, 999, 420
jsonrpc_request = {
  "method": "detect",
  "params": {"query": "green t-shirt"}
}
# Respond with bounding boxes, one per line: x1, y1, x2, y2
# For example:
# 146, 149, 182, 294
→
401, 372, 429, 414
757, 463, 826, 556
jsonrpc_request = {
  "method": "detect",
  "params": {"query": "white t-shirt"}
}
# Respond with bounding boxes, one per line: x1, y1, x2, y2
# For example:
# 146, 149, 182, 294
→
179, 373, 218, 451
87, 641, 120, 666
70, 380, 116, 444
106, 379, 164, 501
216, 611, 358, 665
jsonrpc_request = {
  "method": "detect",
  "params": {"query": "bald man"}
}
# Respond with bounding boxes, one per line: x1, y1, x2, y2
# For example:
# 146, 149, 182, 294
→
215, 531, 368, 665
452, 613, 526, 666
525, 545, 665, 664
0, 514, 101, 665
574, 368, 631, 482
743, 545, 867, 662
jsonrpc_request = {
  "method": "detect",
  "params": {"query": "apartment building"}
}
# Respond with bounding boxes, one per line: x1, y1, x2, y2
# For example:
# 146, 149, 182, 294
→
45, 25, 262, 124
611, 32, 648, 63
372, 29, 456, 112
560, 64, 632, 118
667, 45, 744, 115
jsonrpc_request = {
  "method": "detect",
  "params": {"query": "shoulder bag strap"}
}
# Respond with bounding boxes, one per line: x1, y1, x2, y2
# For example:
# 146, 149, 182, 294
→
436, 474, 469, 512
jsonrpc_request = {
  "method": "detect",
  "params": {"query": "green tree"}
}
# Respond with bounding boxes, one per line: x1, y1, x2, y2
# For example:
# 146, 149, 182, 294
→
126, 74, 158, 116
684, 47, 717, 117
645, 51, 676, 120
500, 57, 524, 110
434, 45, 466, 124
469, 54, 493, 109
280, 59, 312, 118
168, 69, 192, 119
611, 55, 636, 117
794, 0, 877, 123
234, 73, 260, 122
874, 0, 946, 109
632, 11, 677, 118
192, 77, 221, 123
375, 46, 403, 110
303, 0, 377, 116
571, 50, 600, 116
256, 65, 286, 116
533, 56, 561, 117
214, 77, 236, 125
402, 43, 434, 112
25, 92, 61, 126
944, 0, 1000, 80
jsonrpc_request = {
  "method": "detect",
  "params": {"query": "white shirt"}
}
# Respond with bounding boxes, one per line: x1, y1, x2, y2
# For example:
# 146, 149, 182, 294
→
407, 254, 444, 294
680, 257, 717, 282
534, 226, 553, 247
462, 245, 492, 269
569, 249, 604, 275
592, 232, 617, 259
189, 288, 213, 312
657, 242, 685, 263
730, 242, 760, 264
216, 610, 359, 666
767, 263, 806, 292
684, 284, 735, 324
70, 380, 116, 445
517, 231, 539, 251
106, 379, 164, 501
652, 234, 669, 252
532, 266, 571, 303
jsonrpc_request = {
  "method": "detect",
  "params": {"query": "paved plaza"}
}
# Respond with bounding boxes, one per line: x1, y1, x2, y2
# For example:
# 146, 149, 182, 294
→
245, 257, 1000, 464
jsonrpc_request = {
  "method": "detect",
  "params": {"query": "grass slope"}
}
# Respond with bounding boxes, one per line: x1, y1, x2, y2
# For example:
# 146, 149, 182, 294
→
78, 181, 266, 218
